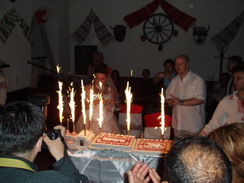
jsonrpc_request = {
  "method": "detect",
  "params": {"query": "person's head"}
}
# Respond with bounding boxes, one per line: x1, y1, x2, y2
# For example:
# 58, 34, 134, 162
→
111, 70, 120, 80
94, 63, 108, 85
0, 101, 45, 157
227, 56, 243, 73
232, 66, 244, 92
164, 136, 232, 183
163, 59, 174, 74
174, 55, 190, 76
92, 51, 104, 65
210, 123, 244, 182
142, 69, 150, 79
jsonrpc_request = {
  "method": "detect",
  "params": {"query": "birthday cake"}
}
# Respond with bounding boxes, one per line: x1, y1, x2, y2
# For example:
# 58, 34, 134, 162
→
90, 133, 136, 151
66, 130, 95, 149
133, 139, 173, 156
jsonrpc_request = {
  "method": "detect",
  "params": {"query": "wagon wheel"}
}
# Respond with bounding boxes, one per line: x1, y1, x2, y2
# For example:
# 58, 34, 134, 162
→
143, 13, 174, 47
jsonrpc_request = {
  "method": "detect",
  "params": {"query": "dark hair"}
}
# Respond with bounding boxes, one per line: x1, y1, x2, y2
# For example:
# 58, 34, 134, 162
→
111, 69, 120, 78
228, 56, 242, 65
142, 68, 150, 75
0, 101, 45, 155
164, 136, 232, 183
232, 64, 244, 75
164, 59, 174, 67
94, 63, 108, 75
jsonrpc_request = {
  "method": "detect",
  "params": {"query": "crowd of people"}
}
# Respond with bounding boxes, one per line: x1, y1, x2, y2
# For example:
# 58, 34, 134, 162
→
0, 52, 244, 182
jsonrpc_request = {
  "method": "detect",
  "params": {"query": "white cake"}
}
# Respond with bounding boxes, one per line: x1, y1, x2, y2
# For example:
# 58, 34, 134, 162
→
90, 133, 136, 151
66, 130, 95, 149
132, 139, 173, 156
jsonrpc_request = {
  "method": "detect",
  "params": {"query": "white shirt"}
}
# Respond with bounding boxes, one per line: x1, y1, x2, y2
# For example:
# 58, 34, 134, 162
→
166, 71, 206, 133
202, 91, 244, 135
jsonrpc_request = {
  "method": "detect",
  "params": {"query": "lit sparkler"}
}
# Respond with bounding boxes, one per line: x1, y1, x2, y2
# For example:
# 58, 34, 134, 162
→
98, 93, 103, 131
160, 88, 165, 135
69, 82, 76, 133
56, 65, 64, 124
125, 81, 133, 134
81, 80, 87, 135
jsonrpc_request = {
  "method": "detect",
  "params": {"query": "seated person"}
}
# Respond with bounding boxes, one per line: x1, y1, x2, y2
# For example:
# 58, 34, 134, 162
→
210, 123, 244, 183
76, 63, 122, 135
0, 101, 89, 183
128, 137, 232, 183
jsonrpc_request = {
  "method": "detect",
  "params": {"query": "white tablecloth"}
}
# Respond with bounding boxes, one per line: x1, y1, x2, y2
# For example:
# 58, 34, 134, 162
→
68, 148, 164, 183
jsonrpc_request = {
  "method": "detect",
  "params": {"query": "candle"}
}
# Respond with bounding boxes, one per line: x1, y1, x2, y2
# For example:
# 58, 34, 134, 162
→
160, 88, 165, 135
69, 82, 76, 132
125, 81, 133, 133
130, 69, 133, 76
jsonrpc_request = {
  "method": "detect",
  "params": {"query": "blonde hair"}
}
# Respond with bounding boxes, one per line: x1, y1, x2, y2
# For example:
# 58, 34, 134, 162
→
210, 123, 244, 181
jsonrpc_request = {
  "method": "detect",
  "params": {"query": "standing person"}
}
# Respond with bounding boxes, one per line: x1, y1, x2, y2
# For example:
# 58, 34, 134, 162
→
210, 123, 244, 183
0, 59, 8, 107
0, 101, 89, 183
226, 56, 243, 95
199, 66, 244, 136
166, 55, 206, 139
88, 51, 120, 105
76, 63, 122, 135
153, 59, 176, 92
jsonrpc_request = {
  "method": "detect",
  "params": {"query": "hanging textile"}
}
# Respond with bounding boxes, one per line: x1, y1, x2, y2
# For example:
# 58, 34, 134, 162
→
210, 11, 244, 48
123, 0, 196, 31
72, 9, 115, 46
0, 8, 31, 45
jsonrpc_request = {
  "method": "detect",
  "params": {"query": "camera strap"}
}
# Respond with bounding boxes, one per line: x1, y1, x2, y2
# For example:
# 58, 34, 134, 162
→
0, 157, 35, 172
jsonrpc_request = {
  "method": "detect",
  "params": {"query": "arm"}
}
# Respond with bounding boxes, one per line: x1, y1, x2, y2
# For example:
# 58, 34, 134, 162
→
199, 99, 228, 136
153, 72, 163, 85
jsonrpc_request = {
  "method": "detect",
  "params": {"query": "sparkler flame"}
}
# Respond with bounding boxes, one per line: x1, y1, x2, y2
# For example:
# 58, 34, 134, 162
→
89, 86, 94, 121
125, 81, 133, 132
160, 88, 165, 135
69, 82, 76, 123
56, 65, 64, 123
98, 93, 103, 129
81, 80, 86, 125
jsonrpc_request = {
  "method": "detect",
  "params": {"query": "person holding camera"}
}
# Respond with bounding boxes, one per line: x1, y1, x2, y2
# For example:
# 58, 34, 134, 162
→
0, 101, 89, 183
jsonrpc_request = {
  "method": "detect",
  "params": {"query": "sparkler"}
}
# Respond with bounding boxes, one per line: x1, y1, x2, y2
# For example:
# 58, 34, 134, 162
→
69, 82, 76, 133
125, 81, 133, 134
89, 85, 94, 122
98, 93, 103, 133
160, 88, 165, 136
81, 80, 87, 135
56, 65, 64, 124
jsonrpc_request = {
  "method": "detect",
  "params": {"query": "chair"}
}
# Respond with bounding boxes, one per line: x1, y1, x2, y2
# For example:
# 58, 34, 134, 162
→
143, 112, 171, 140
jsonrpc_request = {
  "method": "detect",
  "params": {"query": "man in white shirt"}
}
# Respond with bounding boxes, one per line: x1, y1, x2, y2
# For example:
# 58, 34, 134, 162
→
166, 55, 206, 139
200, 66, 244, 136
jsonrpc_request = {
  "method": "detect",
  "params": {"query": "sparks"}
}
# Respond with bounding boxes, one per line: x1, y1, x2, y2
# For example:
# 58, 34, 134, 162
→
125, 81, 133, 132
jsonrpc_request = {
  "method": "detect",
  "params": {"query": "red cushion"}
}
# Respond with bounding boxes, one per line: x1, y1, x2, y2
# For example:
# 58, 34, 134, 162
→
144, 112, 171, 127
120, 104, 143, 113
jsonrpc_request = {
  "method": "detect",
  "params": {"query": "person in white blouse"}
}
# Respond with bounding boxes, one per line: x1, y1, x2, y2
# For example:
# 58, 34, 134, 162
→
166, 55, 206, 139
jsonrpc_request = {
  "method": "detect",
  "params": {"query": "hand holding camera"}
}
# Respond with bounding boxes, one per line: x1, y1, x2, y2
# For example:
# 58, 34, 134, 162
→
42, 125, 66, 161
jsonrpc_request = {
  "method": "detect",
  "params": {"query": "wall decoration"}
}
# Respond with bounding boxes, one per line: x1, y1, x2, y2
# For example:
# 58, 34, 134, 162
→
192, 25, 210, 45
143, 13, 174, 51
210, 11, 244, 49
110, 25, 127, 42
123, 0, 196, 31
72, 9, 115, 46
35, 10, 47, 24
0, 8, 31, 45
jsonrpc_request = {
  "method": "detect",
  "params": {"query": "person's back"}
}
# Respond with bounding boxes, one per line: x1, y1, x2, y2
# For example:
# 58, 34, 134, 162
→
164, 136, 232, 183
0, 101, 88, 183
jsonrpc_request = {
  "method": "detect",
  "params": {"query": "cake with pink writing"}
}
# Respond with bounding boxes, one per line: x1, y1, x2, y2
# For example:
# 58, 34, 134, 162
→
90, 133, 136, 151
133, 139, 173, 156
66, 130, 95, 149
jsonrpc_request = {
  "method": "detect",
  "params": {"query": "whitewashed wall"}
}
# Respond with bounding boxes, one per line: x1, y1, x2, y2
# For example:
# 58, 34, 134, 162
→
0, 0, 243, 92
